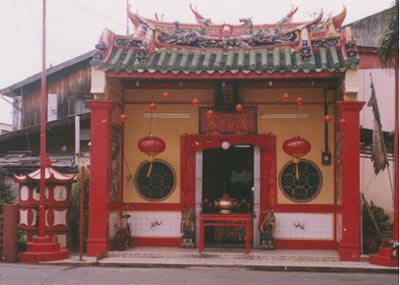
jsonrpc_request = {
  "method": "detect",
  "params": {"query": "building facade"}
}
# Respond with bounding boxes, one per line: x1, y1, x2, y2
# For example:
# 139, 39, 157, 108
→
87, 6, 365, 261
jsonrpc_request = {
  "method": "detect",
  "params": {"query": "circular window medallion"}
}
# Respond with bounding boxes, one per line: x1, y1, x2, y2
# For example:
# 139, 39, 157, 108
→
135, 160, 175, 201
279, 160, 322, 202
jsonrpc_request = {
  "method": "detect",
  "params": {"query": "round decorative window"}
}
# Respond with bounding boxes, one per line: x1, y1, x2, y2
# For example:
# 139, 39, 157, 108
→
135, 160, 176, 201
279, 159, 322, 202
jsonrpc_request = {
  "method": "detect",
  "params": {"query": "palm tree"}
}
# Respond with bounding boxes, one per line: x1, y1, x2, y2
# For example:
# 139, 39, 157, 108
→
377, 0, 399, 247
377, 0, 399, 68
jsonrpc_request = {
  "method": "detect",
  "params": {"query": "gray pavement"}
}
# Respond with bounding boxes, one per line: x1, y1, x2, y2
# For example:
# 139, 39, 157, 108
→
40, 247, 399, 273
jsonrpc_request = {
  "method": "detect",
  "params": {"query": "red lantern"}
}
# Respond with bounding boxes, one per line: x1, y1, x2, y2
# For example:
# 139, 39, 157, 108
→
324, 115, 332, 123
148, 102, 157, 110
283, 136, 311, 179
138, 134, 166, 176
119, 114, 128, 122
235, 104, 244, 112
282, 93, 290, 101
207, 109, 215, 117
192, 98, 200, 106
162, 92, 170, 100
339, 118, 346, 127
295, 97, 304, 105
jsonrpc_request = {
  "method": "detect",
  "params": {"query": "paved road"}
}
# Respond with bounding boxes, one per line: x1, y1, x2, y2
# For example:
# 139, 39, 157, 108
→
0, 264, 398, 285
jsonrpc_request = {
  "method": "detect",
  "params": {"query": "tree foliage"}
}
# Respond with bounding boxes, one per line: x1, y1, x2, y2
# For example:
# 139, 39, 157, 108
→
70, 168, 89, 251
0, 167, 14, 213
378, 0, 399, 68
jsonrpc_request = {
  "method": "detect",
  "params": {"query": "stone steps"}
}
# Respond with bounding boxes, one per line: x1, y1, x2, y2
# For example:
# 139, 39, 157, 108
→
106, 248, 340, 262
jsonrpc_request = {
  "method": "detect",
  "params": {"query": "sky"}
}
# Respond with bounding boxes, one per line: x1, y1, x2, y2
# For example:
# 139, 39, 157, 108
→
0, 0, 395, 124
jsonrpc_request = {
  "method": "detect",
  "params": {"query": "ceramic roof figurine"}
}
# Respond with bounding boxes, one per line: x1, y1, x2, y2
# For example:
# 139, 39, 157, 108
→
91, 5, 359, 75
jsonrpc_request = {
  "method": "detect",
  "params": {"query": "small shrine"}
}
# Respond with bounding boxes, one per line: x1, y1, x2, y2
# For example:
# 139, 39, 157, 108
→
15, 157, 75, 263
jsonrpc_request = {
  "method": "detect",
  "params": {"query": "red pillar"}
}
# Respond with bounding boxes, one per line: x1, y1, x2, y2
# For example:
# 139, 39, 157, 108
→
86, 100, 114, 256
337, 101, 365, 261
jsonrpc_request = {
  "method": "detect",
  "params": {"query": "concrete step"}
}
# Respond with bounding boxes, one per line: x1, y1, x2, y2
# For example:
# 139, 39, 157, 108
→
107, 248, 340, 262
19, 248, 70, 263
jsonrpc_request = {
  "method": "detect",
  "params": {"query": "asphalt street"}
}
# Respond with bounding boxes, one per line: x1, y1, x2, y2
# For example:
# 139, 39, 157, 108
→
0, 264, 398, 285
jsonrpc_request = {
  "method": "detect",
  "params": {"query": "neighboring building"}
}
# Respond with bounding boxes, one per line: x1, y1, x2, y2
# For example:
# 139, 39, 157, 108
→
347, 9, 396, 219
86, 5, 364, 261
0, 52, 93, 248
0, 123, 12, 135
0, 51, 93, 175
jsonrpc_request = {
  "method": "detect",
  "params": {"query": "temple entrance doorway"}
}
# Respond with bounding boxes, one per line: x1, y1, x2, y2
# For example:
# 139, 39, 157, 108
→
201, 145, 254, 248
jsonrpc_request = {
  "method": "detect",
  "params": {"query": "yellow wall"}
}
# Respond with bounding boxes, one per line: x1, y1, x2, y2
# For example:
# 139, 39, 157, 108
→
123, 89, 211, 203
122, 87, 336, 205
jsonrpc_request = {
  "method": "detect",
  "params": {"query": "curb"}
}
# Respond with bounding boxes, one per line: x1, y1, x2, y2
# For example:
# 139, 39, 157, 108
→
93, 261, 399, 274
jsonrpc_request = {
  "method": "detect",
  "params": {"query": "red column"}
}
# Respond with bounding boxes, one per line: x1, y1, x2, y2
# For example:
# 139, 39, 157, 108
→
337, 101, 365, 261
86, 100, 114, 256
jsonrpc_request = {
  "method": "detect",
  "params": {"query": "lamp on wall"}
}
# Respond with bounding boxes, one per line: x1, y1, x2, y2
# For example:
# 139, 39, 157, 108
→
221, 141, 230, 150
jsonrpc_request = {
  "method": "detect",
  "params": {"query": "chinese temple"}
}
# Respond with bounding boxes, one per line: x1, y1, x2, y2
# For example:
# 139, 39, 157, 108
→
88, 5, 363, 261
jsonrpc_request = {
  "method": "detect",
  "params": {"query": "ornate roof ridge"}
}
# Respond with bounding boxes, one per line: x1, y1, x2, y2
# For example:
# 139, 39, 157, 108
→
128, 5, 347, 33
91, 5, 359, 75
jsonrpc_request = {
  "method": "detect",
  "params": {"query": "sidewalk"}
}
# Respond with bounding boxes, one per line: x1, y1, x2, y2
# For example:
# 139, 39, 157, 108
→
42, 247, 399, 273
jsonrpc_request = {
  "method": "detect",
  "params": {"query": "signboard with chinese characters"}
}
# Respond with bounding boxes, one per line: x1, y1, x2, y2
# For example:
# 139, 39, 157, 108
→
199, 107, 257, 135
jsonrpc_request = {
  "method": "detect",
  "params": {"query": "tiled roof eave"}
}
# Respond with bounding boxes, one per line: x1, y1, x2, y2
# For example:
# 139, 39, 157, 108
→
91, 40, 359, 76
101, 68, 346, 80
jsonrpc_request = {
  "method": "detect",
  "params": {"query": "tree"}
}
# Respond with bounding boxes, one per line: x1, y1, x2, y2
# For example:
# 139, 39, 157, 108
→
377, 0, 399, 68
0, 167, 14, 213
69, 168, 89, 251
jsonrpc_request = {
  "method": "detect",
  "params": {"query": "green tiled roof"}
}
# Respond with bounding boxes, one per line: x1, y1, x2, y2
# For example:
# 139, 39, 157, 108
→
91, 6, 359, 76
91, 46, 359, 75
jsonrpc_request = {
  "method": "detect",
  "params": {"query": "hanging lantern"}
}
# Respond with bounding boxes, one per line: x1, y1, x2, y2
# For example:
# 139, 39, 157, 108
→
148, 102, 157, 110
339, 118, 346, 127
235, 104, 244, 112
192, 98, 200, 106
295, 97, 304, 105
283, 136, 311, 180
324, 115, 332, 123
162, 92, 170, 100
282, 93, 290, 101
119, 114, 128, 122
207, 109, 215, 117
138, 134, 166, 177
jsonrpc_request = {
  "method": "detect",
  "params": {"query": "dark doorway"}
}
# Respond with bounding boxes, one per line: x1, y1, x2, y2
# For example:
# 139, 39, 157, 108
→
202, 145, 254, 246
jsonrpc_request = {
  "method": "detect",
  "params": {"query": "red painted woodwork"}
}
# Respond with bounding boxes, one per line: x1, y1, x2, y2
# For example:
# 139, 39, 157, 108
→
47, 208, 54, 227
180, 133, 277, 226
199, 107, 257, 134
274, 239, 338, 250
86, 100, 115, 256
133, 237, 181, 247
199, 214, 253, 254
107, 70, 343, 80
337, 101, 365, 261
2, 205, 18, 262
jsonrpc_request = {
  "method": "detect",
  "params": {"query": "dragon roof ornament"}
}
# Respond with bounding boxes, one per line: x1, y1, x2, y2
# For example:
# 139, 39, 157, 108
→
91, 5, 358, 74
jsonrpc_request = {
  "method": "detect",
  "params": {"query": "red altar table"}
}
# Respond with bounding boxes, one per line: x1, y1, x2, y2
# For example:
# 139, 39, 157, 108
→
199, 214, 253, 254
